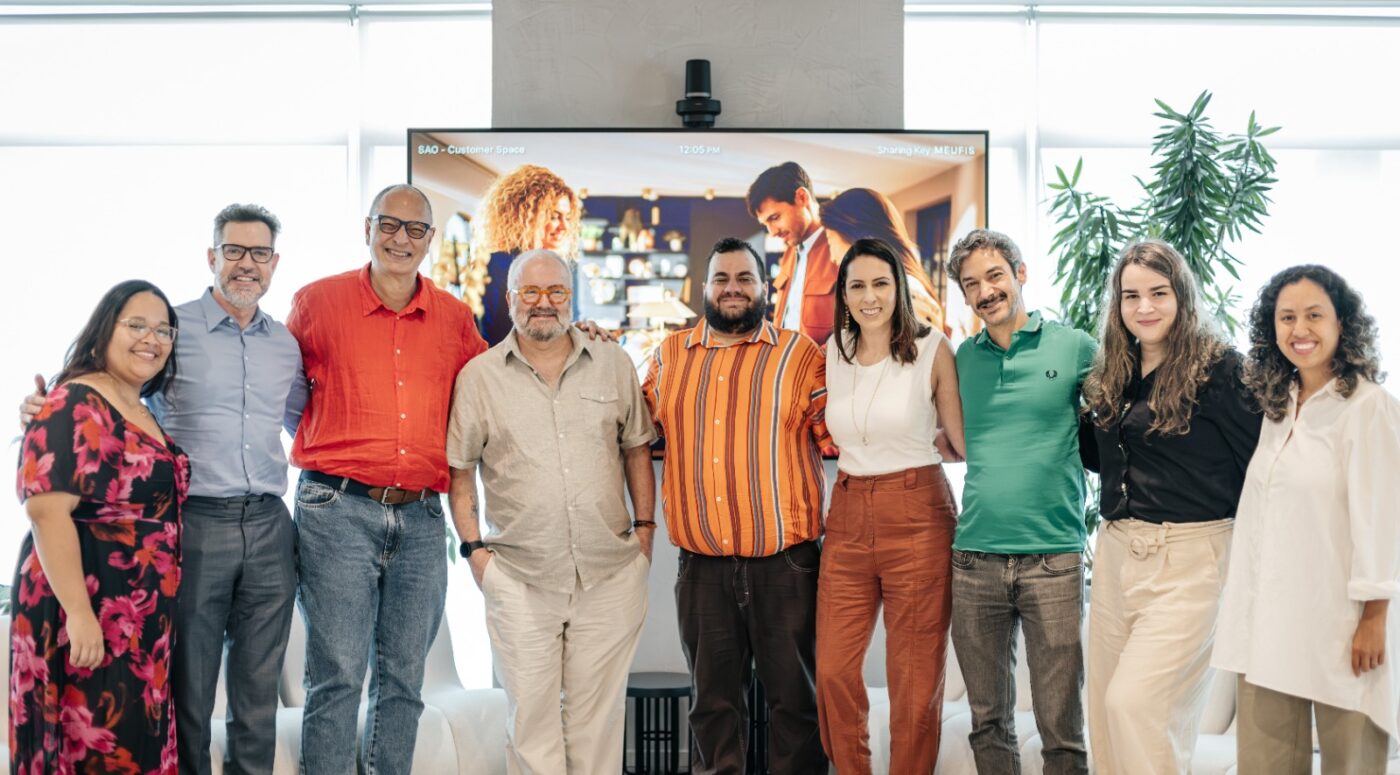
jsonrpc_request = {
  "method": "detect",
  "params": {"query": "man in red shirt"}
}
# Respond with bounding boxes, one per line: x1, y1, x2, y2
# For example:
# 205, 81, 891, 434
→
286, 184, 487, 775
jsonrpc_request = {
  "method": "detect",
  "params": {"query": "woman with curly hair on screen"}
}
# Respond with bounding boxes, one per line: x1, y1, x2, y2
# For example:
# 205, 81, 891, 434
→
1213, 264, 1400, 774
470, 164, 582, 345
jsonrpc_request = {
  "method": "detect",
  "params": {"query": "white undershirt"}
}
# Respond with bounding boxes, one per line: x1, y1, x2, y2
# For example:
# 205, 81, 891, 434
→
781, 228, 820, 331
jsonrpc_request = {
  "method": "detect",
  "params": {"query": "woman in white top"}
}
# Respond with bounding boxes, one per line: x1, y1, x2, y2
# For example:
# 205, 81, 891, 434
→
1213, 264, 1400, 774
815, 237, 965, 775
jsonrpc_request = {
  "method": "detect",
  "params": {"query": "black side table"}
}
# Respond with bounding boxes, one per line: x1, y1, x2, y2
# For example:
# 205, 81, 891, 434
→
626, 671, 692, 774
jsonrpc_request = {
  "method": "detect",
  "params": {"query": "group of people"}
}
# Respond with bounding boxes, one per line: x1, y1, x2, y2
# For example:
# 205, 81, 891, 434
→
10, 169, 1399, 775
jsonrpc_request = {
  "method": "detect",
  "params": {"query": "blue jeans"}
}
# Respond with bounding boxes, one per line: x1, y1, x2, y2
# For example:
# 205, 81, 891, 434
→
293, 474, 448, 775
950, 550, 1088, 775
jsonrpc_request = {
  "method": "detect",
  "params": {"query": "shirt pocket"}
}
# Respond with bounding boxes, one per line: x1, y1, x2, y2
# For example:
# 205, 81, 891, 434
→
576, 387, 620, 447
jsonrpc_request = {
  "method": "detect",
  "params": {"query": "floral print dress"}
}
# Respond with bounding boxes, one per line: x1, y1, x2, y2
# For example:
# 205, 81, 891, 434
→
11, 382, 188, 774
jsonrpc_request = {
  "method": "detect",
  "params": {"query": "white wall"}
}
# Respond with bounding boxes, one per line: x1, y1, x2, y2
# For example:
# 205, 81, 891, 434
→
493, 0, 904, 129
493, 0, 905, 679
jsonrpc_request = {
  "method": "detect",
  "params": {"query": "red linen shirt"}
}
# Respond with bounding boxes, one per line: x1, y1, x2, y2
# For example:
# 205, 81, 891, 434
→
287, 264, 487, 493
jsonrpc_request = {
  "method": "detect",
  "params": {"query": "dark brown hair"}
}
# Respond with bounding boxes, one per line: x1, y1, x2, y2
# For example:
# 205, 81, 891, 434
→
833, 238, 930, 366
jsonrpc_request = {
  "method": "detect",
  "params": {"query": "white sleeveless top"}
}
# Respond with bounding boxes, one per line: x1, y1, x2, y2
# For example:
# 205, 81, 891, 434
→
825, 330, 945, 476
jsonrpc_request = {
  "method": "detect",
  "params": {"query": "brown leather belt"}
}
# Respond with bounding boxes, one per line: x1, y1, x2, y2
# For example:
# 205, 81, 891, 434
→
302, 470, 436, 506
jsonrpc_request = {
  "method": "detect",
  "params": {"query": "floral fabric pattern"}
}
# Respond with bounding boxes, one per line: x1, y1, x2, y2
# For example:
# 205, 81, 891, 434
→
11, 382, 188, 773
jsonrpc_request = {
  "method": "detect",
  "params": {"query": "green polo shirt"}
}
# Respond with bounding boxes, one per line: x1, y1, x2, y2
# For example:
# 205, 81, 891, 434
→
954, 311, 1096, 554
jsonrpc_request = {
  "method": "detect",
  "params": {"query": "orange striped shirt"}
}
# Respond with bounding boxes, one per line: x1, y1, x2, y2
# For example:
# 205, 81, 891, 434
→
643, 320, 831, 557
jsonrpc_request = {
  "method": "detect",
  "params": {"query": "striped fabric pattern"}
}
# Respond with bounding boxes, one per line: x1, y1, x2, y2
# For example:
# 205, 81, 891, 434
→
644, 320, 831, 557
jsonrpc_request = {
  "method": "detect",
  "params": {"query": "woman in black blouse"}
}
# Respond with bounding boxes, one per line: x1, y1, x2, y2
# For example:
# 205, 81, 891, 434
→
1081, 241, 1262, 774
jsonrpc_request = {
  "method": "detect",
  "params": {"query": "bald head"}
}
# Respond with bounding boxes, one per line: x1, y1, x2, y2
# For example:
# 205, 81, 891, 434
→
369, 183, 433, 223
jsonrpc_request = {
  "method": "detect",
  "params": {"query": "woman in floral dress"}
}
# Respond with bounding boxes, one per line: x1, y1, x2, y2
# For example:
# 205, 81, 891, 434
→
12, 279, 189, 774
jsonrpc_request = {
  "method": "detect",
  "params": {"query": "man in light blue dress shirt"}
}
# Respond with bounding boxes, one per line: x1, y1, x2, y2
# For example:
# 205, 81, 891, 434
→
156, 204, 309, 775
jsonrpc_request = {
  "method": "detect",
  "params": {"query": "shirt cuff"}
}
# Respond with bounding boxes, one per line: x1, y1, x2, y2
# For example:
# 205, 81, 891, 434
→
1348, 579, 1400, 601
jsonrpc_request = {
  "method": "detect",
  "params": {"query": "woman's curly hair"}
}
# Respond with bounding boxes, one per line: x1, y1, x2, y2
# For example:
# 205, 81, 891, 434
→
1244, 264, 1383, 421
1084, 240, 1226, 435
471, 164, 580, 260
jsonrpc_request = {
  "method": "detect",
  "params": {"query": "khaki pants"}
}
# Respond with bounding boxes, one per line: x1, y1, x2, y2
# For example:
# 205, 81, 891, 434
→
816, 465, 957, 775
1236, 677, 1389, 775
483, 553, 649, 775
1087, 518, 1232, 775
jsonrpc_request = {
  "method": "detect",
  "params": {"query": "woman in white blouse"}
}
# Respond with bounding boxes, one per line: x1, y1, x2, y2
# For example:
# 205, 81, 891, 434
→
1214, 264, 1400, 773
815, 237, 965, 774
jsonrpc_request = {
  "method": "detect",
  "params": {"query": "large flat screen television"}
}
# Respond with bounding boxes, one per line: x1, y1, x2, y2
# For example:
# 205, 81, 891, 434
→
407, 128, 988, 366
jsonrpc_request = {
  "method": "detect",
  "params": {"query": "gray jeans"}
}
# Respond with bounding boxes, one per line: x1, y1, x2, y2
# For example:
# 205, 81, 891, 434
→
950, 550, 1089, 775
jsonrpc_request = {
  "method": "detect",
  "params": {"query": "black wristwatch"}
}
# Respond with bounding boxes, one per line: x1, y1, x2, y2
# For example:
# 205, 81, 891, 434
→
459, 540, 488, 559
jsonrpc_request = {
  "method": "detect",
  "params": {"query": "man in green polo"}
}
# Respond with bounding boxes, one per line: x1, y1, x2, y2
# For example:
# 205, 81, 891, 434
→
948, 229, 1094, 775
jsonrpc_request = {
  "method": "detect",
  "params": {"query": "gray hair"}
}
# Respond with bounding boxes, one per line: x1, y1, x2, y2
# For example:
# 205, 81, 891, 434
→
507, 249, 572, 289
213, 203, 281, 247
949, 228, 1024, 284
369, 183, 433, 222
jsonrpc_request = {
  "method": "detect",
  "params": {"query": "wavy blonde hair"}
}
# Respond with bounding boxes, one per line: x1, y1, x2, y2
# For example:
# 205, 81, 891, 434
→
1084, 240, 1226, 436
471, 164, 580, 260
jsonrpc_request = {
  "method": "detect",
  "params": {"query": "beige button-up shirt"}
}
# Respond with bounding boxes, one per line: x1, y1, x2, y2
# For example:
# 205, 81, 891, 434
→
446, 328, 656, 593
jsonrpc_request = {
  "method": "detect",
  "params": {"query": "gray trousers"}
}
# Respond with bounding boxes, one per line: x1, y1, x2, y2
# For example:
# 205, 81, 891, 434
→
174, 494, 297, 775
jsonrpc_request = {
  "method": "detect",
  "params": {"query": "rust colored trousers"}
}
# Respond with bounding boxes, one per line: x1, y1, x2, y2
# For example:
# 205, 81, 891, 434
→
816, 464, 957, 775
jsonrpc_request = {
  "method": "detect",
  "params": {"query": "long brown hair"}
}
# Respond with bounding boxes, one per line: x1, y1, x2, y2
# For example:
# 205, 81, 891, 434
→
1084, 240, 1225, 435
833, 238, 930, 365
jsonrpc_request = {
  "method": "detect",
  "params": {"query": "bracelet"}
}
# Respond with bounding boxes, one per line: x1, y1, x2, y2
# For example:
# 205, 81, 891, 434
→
632, 520, 657, 529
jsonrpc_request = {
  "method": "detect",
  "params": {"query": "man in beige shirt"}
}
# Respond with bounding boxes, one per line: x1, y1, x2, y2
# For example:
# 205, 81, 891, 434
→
446, 248, 657, 774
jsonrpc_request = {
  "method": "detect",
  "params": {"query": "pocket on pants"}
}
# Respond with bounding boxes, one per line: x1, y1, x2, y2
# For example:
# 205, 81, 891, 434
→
296, 481, 340, 509
1039, 552, 1083, 576
951, 549, 977, 571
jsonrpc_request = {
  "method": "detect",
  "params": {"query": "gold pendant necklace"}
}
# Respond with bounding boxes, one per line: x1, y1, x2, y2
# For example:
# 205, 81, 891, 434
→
851, 356, 889, 446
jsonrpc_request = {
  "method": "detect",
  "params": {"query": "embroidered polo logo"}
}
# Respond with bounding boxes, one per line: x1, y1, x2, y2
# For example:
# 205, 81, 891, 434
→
1046, 369, 1059, 379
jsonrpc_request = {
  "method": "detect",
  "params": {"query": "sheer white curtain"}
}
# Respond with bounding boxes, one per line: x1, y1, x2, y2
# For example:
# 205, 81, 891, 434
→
0, 8, 493, 687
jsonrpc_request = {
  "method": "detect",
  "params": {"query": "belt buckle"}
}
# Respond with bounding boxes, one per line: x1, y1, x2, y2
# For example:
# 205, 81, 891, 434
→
378, 486, 399, 505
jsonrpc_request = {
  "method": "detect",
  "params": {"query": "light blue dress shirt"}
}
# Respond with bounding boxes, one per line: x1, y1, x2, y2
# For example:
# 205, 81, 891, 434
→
149, 289, 307, 498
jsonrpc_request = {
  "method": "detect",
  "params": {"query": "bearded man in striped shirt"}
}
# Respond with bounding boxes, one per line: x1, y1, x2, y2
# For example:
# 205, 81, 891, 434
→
644, 236, 832, 775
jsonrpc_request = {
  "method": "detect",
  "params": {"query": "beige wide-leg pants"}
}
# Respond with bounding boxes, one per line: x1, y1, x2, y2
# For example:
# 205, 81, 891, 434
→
483, 553, 649, 775
1087, 517, 1232, 775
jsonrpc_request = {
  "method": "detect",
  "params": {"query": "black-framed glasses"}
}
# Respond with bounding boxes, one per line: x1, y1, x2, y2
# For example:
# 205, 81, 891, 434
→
512, 285, 572, 304
374, 215, 432, 240
218, 244, 275, 263
117, 317, 177, 344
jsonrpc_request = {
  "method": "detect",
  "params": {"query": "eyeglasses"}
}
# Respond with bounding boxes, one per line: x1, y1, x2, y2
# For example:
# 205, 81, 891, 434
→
511, 285, 572, 304
218, 243, 275, 263
117, 317, 177, 344
374, 215, 432, 240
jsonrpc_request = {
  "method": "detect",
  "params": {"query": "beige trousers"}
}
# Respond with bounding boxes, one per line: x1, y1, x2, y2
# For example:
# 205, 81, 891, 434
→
1236, 677, 1389, 775
1087, 517, 1233, 775
483, 552, 649, 775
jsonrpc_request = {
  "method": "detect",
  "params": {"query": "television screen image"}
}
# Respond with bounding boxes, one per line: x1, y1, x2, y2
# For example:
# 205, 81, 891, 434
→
407, 128, 988, 366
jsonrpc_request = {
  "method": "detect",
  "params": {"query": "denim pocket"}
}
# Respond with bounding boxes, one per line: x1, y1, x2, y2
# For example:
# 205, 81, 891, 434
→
423, 496, 444, 519
951, 549, 977, 570
1039, 552, 1084, 576
296, 481, 340, 509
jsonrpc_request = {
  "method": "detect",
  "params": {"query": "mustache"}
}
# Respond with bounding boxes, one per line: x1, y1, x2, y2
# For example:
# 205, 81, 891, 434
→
977, 292, 1007, 310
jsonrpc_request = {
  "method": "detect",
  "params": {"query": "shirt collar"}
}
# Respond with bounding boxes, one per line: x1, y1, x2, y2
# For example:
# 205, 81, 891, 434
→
503, 325, 593, 370
198, 287, 269, 333
798, 225, 822, 257
684, 319, 779, 349
974, 310, 1043, 349
357, 263, 430, 317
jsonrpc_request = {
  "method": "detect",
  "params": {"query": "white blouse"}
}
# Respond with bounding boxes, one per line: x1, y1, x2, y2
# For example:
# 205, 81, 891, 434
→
825, 330, 945, 476
1213, 378, 1400, 737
